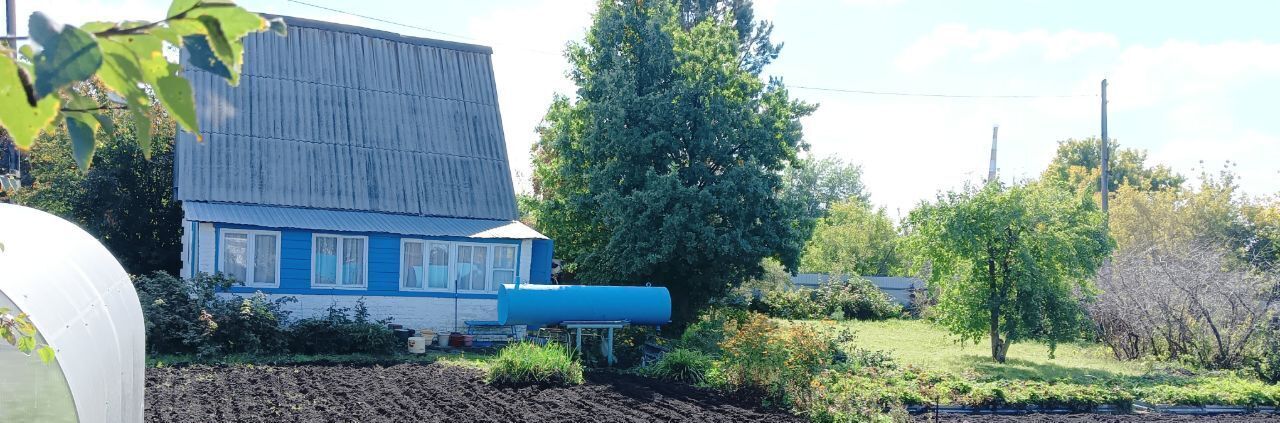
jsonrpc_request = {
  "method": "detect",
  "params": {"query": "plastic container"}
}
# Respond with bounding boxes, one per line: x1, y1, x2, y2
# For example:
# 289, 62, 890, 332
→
393, 328, 413, 345
448, 332, 465, 347
407, 336, 426, 354
462, 335, 474, 347
419, 330, 436, 345
437, 333, 450, 347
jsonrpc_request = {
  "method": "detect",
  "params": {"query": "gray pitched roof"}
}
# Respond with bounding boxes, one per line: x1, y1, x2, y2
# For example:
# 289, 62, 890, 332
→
176, 15, 517, 221
184, 202, 546, 239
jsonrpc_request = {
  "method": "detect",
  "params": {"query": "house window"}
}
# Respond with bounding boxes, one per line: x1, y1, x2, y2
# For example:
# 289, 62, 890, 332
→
402, 240, 451, 290
427, 242, 450, 289
313, 234, 367, 288
455, 245, 488, 291
219, 229, 279, 287
491, 245, 516, 290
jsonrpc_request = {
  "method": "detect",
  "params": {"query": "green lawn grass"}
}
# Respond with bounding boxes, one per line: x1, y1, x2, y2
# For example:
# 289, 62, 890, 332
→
829, 319, 1150, 382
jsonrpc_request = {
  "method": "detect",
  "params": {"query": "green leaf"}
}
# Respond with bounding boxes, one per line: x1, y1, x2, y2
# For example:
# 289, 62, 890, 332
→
102, 33, 169, 84
133, 109, 154, 160
268, 17, 288, 36
66, 90, 98, 110
195, 16, 238, 84
96, 39, 152, 109
65, 112, 100, 170
37, 346, 56, 363
16, 334, 35, 353
29, 12, 104, 100
167, 0, 201, 19
96, 113, 117, 137
149, 26, 183, 45
167, 18, 208, 38
154, 75, 200, 138
183, 35, 232, 81
0, 55, 61, 148
18, 45, 35, 61
79, 21, 117, 33
188, 6, 267, 84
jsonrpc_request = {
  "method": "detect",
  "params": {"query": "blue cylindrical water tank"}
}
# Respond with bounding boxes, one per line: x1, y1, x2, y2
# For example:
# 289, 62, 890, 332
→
497, 284, 672, 326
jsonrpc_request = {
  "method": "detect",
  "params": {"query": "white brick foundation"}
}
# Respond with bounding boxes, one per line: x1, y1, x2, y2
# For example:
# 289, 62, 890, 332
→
217, 293, 497, 333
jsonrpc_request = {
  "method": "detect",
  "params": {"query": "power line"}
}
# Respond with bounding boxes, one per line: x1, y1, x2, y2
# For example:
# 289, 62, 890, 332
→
284, 0, 560, 56
790, 85, 1095, 99
283, 1, 1094, 100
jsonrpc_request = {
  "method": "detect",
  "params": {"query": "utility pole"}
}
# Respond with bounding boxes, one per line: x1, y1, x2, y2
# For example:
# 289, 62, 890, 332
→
2, 0, 20, 185
1099, 79, 1109, 218
4, 0, 14, 51
987, 125, 999, 183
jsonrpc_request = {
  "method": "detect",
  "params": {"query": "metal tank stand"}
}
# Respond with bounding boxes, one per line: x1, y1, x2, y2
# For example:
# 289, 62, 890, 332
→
561, 320, 628, 366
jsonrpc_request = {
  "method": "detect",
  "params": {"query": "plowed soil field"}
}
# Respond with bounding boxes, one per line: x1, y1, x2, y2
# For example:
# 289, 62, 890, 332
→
145, 363, 802, 422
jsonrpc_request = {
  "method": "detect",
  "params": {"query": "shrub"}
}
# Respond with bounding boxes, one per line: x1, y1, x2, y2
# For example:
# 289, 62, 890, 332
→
1250, 316, 1280, 384
201, 291, 293, 356
287, 300, 397, 355
487, 342, 585, 386
757, 288, 824, 319
718, 313, 839, 407
679, 306, 750, 355
815, 277, 903, 321
133, 272, 293, 357
1090, 239, 1279, 368
756, 277, 902, 321
645, 348, 714, 384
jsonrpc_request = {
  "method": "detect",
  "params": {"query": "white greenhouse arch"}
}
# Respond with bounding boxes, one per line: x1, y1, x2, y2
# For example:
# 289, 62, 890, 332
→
0, 204, 145, 422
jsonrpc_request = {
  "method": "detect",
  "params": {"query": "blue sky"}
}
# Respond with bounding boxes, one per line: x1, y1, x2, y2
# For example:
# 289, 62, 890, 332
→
26, 0, 1280, 215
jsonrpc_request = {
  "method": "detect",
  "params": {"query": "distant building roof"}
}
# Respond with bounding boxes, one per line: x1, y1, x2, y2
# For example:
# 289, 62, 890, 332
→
184, 201, 546, 240
790, 274, 924, 306
176, 15, 518, 221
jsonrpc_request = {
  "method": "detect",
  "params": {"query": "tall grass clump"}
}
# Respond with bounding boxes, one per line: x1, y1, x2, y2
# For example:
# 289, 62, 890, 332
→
645, 348, 714, 384
487, 342, 585, 386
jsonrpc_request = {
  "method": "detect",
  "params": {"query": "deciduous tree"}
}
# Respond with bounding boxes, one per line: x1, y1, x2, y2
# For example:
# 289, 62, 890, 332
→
801, 199, 898, 277
531, 0, 814, 324
907, 182, 1111, 362
1041, 137, 1184, 196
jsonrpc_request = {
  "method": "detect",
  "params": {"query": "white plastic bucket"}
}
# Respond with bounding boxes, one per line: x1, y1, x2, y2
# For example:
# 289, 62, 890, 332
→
437, 333, 450, 347
407, 337, 426, 354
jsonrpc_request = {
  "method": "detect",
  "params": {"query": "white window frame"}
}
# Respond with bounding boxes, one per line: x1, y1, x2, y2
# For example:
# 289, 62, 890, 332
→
218, 229, 281, 288
393, 240, 521, 294
311, 233, 369, 290
489, 245, 518, 291
399, 239, 453, 292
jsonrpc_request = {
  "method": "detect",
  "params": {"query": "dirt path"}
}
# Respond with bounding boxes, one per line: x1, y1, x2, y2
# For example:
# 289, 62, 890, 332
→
145, 363, 802, 422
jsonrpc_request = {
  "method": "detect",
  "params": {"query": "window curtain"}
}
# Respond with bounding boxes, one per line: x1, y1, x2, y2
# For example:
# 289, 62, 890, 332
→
314, 237, 338, 285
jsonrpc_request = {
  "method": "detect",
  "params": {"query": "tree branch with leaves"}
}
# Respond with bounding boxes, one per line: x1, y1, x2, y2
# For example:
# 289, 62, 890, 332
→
0, 0, 284, 171
0, 0, 281, 360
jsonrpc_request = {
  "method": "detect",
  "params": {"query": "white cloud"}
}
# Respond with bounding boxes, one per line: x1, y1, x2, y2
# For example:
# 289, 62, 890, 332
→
843, 0, 904, 6
1104, 40, 1280, 110
799, 92, 1099, 217
467, 0, 594, 195
895, 24, 1118, 72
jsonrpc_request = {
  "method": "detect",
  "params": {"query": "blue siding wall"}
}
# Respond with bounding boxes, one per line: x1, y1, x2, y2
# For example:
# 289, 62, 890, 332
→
531, 239, 553, 284
216, 223, 522, 299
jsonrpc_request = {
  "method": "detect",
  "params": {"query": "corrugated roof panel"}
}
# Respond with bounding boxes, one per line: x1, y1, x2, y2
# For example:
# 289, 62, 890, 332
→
177, 16, 518, 221
184, 202, 546, 240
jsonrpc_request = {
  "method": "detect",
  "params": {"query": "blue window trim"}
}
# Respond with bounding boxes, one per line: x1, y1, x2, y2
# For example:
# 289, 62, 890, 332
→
223, 286, 498, 300
209, 222, 524, 299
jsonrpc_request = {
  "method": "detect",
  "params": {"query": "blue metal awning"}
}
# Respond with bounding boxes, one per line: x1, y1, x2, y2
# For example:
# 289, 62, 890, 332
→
183, 201, 548, 240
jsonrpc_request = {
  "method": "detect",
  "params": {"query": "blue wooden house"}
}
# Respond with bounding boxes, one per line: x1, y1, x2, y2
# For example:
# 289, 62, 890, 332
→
176, 16, 552, 331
